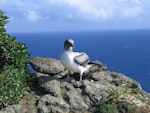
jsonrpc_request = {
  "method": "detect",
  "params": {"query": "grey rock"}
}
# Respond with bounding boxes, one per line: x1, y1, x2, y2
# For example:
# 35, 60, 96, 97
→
23, 95, 41, 113
83, 80, 109, 104
0, 105, 22, 113
91, 71, 141, 89
37, 94, 70, 113
30, 57, 65, 74
61, 82, 89, 112
35, 73, 62, 97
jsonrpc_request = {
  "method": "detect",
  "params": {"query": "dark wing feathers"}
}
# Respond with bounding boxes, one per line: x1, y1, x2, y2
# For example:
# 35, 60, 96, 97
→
74, 52, 89, 66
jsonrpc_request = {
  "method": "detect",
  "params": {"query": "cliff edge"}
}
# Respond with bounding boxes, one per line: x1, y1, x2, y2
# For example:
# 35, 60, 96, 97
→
1, 57, 150, 113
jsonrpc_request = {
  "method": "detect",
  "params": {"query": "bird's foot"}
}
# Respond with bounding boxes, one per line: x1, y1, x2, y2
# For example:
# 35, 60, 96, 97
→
74, 81, 84, 87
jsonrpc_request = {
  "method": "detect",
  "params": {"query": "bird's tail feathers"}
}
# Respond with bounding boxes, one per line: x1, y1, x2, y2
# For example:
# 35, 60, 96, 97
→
87, 61, 107, 73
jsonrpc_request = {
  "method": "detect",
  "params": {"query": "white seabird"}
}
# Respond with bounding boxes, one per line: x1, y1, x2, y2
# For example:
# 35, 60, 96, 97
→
60, 39, 92, 87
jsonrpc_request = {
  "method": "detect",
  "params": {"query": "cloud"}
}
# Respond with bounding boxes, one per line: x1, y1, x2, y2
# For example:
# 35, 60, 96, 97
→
132, 0, 143, 4
66, 0, 110, 20
47, 0, 144, 21
0, 0, 145, 22
48, 0, 113, 20
1, 0, 149, 32
123, 6, 143, 18
25, 10, 41, 22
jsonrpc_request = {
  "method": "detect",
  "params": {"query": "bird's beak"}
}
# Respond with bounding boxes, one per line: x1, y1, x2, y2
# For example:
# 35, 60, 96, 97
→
72, 43, 74, 48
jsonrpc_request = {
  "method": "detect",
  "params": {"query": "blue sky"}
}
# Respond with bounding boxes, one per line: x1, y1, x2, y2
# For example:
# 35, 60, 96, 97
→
0, 0, 150, 32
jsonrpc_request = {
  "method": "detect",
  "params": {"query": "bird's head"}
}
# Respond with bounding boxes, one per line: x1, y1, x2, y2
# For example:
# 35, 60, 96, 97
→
64, 39, 74, 51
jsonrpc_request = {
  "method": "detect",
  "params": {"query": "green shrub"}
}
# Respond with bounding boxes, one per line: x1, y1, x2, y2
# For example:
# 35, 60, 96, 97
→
0, 10, 29, 70
117, 101, 140, 113
95, 85, 140, 113
0, 10, 8, 36
0, 10, 31, 109
0, 66, 30, 108
95, 101, 140, 113
0, 10, 8, 69
0, 35, 29, 69
95, 101, 118, 113
106, 85, 138, 103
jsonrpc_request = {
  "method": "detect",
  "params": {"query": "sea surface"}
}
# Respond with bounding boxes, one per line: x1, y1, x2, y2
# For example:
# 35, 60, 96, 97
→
11, 29, 150, 93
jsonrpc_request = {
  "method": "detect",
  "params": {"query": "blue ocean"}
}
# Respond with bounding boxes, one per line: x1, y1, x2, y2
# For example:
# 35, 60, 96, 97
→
12, 29, 150, 93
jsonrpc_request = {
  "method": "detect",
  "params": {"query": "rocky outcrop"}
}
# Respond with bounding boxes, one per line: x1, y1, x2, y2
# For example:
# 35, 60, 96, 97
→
30, 57, 66, 75
1, 57, 150, 113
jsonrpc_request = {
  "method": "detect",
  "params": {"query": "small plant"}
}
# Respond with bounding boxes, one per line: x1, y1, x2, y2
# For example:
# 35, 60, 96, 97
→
95, 99, 140, 113
95, 101, 118, 113
106, 85, 137, 103
95, 85, 140, 113
117, 101, 140, 113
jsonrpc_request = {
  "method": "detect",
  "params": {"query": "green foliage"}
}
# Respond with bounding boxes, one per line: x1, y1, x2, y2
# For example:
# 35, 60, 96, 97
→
106, 85, 137, 102
95, 101, 140, 113
0, 66, 30, 108
0, 10, 29, 70
95, 86, 140, 113
0, 10, 31, 109
0, 35, 29, 69
95, 101, 118, 113
0, 10, 8, 36
117, 101, 140, 113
